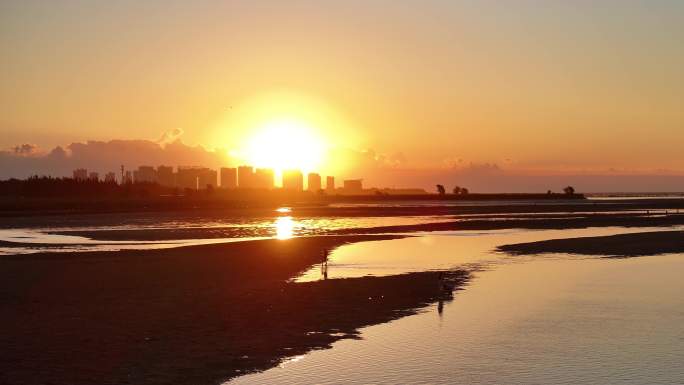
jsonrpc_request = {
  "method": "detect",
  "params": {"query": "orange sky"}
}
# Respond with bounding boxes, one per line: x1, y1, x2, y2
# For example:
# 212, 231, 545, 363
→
1, 1, 683, 176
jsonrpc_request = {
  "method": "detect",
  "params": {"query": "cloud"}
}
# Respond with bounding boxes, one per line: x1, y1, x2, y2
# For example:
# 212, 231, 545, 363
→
9, 144, 41, 157
0, 136, 233, 180
156, 128, 184, 145
2, 136, 683, 192
453, 162, 502, 175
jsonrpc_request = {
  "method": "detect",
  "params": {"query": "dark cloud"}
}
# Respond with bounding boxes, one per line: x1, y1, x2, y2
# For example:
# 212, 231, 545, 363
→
0, 139, 232, 179
10, 144, 41, 156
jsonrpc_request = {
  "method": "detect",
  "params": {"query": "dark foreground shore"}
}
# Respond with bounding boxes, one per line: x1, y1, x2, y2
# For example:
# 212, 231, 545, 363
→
498, 230, 684, 257
1, 235, 467, 385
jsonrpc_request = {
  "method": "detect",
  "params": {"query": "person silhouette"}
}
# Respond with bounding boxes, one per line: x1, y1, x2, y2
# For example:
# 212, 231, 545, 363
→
321, 248, 329, 264
321, 249, 329, 280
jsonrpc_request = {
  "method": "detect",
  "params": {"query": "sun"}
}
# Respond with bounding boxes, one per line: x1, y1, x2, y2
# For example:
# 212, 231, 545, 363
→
243, 119, 326, 173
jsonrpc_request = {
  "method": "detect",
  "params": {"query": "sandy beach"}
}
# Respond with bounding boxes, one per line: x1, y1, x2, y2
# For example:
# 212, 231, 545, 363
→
0, 235, 467, 385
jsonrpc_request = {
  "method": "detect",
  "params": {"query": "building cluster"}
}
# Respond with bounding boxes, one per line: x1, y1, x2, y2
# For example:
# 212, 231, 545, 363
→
71, 165, 365, 193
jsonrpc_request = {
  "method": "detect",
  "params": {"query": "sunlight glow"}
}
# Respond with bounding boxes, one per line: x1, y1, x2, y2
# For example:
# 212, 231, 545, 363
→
215, 90, 358, 177
243, 119, 326, 174
275, 216, 295, 240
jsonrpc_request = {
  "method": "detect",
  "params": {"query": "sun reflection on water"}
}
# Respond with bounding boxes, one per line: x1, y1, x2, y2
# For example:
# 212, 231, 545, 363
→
275, 216, 295, 239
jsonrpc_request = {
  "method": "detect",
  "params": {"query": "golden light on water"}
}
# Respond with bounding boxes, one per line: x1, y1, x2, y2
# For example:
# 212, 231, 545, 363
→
275, 216, 295, 240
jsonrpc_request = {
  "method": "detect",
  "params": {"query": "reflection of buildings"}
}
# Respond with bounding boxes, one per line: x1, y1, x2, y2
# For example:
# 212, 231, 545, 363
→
73, 168, 88, 181
282, 169, 303, 191
307, 173, 321, 192
220, 167, 237, 189
326, 176, 335, 192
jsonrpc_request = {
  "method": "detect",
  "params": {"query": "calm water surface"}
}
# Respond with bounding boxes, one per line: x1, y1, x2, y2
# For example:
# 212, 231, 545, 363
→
295, 227, 677, 281
233, 228, 684, 385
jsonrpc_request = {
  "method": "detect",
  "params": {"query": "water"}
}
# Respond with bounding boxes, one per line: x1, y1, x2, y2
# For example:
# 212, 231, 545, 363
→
232, 228, 684, 385
0, 227, 271, 255
0, 214, 451, 255
295, 227, 676, 282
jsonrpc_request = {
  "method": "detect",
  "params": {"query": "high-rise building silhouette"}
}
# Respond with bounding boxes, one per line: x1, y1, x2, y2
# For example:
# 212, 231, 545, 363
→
343, 179, 363, 192
282, 169, 303, 191
104, 172, 117, 183
157, 165, 175, 187
177, 167, 216, 190
176, 167, 199, 190
307, 172, 321, 192
326, 176, 335, 191
254, 168, 274, 189
88, 172, 99, 181
238, 166, 254, 188
134, 166, 157, 183
124, 171, 133, 184
73, 168, 88, 181
198, 168, 217, 189
220, 167, 237, 189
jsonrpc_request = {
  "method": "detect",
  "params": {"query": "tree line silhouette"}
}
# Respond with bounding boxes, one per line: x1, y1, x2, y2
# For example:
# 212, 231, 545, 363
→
0, 176, 168, 198
0, 176, 579, 200
436, 184, 470, 195
436, 184, 576, 196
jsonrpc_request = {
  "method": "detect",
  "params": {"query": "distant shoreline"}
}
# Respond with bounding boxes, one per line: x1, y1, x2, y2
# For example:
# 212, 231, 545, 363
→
0, 192, 586, 216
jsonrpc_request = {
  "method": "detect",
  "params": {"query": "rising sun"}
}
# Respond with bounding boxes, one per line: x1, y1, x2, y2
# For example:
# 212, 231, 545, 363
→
243, 119, 326, 173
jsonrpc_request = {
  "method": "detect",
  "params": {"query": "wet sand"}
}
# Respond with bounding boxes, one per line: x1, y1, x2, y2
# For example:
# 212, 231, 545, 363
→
498, 230, 684, 257
0, 235, 468, 385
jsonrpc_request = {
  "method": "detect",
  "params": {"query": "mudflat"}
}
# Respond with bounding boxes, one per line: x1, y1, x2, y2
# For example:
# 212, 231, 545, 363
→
0, 235, 467, 385
498, 230, 684, 257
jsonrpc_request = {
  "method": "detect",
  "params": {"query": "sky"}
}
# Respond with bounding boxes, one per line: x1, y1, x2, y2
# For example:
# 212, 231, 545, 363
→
1, 0, 683, 191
